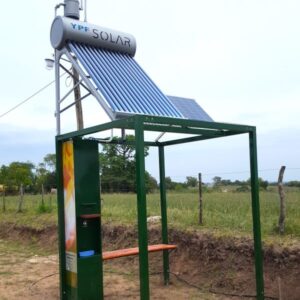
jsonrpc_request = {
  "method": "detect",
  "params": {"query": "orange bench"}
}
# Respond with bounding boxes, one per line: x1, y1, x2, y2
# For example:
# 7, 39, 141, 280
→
103, 244, 177, 261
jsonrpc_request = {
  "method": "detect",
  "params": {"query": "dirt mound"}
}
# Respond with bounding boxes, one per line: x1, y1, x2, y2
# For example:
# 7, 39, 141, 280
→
102, 225, 300, 299
1, 223, 300, 299
0, 222, 57, 252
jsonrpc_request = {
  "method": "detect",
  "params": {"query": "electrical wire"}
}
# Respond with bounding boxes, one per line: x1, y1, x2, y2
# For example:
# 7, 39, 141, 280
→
29, 272, 59, 292
0, 73, 66, 119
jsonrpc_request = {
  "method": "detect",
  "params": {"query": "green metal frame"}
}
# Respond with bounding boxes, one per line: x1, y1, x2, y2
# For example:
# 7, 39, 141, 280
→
56, 115, 264, 300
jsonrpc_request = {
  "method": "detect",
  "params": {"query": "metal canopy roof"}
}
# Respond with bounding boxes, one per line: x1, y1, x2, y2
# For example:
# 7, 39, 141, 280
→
68, 42, 184, 119
168, 96, 213, 122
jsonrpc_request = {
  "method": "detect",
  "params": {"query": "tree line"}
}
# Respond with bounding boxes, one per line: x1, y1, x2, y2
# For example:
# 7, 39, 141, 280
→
0, 154, 56, 195
0, 136, 299, 195
0, 135, 158, 195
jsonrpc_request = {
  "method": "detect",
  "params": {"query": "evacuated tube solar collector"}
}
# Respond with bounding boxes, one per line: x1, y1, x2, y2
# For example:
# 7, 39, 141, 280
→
51, 1, 184, 124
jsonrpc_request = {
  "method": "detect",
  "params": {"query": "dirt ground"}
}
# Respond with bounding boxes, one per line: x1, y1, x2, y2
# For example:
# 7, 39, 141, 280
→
1, 224, 300, 299
0, 250, 227, 300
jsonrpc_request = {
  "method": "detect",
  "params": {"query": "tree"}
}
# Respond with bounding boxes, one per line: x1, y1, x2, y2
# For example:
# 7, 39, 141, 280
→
247, 177, 269, 191
259, 178, 269, 190
0, 161, 35, 211
164, 177, 176, 190
43, 172, 57, 191
36, 163, 47, 185
186, 176, 198, 188
212, 176, 222, 187
286, 181, 300, 187
145, 172, 158, 193
221, 179, 233, 186
43, 154, 56, 172
36, 154, 57, 192
99, 135, 155, 193
5, 161, 35, 191
0, 165, 8, 184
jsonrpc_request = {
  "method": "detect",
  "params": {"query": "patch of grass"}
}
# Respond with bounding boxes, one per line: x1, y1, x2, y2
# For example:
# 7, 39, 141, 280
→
0, 189, 300, 245
0, 194, 57, 229
101, 189, 300, 245
36, 203, 53, 214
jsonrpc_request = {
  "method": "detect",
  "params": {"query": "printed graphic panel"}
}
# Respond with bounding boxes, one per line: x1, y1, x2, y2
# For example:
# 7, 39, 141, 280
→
62, 141, 77, 288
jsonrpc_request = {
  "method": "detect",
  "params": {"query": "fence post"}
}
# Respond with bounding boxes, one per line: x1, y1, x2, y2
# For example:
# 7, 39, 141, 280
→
49, 193, 52, 208
198, 173, 203, 225
2, 191, 5, 212
278, 166, 286, 234
17, 184, 24, 213
41, 183, 45, 206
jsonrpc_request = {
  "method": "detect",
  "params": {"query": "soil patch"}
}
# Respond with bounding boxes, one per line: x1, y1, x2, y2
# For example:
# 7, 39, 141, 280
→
1, 223, 300, 299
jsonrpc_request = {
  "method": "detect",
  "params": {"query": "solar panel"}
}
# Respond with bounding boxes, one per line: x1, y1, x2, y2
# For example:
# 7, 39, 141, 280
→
68, 42, 184, 119
168, 96, 213, 122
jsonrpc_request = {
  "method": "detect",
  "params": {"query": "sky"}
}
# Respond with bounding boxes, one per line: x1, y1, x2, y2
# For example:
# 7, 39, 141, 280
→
0, 0, 299, 182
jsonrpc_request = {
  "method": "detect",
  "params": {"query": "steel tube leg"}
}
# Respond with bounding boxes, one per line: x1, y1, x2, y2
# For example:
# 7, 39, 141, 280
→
249, 130, 265, 300
135, 118, 150, 300
158, 145, 170, 285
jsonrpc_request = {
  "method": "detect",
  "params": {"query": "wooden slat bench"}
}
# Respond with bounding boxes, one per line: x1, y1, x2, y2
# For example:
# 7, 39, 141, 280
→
103, 244, 177, 261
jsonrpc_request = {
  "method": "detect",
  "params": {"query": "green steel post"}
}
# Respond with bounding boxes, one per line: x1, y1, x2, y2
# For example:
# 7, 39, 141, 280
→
249, 130, 265, 300
55, 139, 67, 299
74, 139, 103, 300
158, 146, 170, 285
135, 118, 150, 300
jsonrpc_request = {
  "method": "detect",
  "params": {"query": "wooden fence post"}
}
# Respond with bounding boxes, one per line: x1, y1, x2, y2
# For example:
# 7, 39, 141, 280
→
41, 184, 45, 206
278, 166, 286, 234
198, 173, 203, 225
17, 184, 24, 213
2, 191, 5, 212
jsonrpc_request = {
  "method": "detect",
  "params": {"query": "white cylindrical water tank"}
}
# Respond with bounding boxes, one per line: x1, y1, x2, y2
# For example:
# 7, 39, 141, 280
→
50, 16, 137, 57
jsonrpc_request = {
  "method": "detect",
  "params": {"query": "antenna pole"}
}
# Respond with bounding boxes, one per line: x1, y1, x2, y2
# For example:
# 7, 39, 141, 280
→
63, 0, 84, 129
84, 0, 87, 22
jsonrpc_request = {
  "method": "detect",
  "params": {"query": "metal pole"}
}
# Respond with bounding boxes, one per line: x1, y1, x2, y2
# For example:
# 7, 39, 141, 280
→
55, 50, 61, 135
249, 130, 265, 300
72, 66, 84, 130
158, 145, 170, 285
135, 117, 150, 300
198, 173, 203, 225
84, 0, 87, 22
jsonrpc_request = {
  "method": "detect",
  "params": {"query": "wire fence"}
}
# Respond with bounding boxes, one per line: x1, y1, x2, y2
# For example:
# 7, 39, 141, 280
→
167, 167, 300, 184
1, 167, 298, 214
0, 192, 57, 213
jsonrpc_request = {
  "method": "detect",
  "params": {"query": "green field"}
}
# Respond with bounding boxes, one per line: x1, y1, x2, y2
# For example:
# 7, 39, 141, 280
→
1, 188, 299, 245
